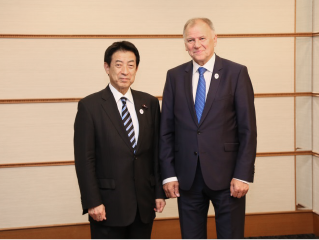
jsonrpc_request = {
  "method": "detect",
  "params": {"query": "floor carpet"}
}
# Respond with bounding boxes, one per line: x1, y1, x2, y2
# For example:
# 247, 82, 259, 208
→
208, 234, 319, 240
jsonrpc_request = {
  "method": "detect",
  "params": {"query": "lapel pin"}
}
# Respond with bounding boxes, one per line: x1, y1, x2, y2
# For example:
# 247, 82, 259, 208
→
142, 104, 148, 109
214, 73, 219, 79
139, 109, 144, 114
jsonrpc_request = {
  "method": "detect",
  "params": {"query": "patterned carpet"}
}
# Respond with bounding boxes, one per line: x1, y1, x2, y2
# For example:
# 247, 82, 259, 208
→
246, 234, 318, 239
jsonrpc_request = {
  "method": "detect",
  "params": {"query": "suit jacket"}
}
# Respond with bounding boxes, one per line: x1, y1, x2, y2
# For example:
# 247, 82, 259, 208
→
74, 85, 165, 227
160, 55, 257, 191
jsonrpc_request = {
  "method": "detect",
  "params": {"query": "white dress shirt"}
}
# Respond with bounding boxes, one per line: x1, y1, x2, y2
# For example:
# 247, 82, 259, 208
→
109, 84, 139, 143
163, 54, 248, 185
192, 54, 216, 102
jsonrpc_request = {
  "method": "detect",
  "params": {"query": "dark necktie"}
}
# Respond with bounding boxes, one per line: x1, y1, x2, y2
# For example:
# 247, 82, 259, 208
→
194, 67, 207, 123
120, 97, 137, 152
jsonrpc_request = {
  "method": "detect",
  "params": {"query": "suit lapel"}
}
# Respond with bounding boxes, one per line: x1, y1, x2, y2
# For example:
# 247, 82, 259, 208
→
184, 61, 199, 126
131, 90, 145, 153
199, 55, 223, 126
101, 85, 134, 152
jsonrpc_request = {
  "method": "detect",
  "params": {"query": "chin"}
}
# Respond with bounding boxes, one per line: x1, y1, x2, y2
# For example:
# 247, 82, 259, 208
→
194, 59, 205, 64
120, 81, 130, 86
193, 56, 204, 61
120, 84, 130, 89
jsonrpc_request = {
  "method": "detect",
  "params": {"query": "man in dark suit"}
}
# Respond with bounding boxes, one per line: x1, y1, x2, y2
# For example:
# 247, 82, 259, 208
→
74, 41, 166, 239
160, 18, 257, 239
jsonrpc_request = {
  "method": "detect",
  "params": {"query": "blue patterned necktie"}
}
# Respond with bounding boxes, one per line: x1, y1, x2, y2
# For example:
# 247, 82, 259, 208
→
121, 97, 137, 152
194, 67, 207, 123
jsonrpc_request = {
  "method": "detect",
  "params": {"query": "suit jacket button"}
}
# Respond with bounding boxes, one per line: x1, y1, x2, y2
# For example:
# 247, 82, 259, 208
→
194, 152, 198, 155
197, 131, 201, 135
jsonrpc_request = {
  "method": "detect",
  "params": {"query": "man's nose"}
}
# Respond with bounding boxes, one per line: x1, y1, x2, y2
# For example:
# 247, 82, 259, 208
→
121, 65, 128, 74
194, 39, 201, 48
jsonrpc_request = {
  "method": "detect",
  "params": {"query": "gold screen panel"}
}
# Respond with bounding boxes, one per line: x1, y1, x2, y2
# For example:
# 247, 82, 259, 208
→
296, 37, 312, 92
0, 103, 77, 164
0, 98, 296, 164
255, 97, 294, 153
313, 37, 319, 93
296, 97, 312, 151
0, 165, 87, 229
216, 37, 294, 94
313, 156, 319, 214
0, 0, 294, 35
313, 97, 319, 153
314, 1, 319, 32
246, 156, 295, 213
0, 37, 295, 99
296, 155, 312, 209
296, 0, 313, 33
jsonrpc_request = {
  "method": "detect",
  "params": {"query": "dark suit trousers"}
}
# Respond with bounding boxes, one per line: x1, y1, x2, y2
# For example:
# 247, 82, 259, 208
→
178, 161, 246, 239
90, 209, 153, 239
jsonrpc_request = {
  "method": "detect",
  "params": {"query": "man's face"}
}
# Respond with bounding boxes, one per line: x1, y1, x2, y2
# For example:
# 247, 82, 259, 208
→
104, 50, 138, 94
184, 21, 217, 66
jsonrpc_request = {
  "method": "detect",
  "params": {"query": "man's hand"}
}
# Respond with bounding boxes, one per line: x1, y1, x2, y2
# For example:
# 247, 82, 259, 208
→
88, 204, 106, 221
154, 199, 166, 213
163, 181, 180, 198
230, 178, 249, 198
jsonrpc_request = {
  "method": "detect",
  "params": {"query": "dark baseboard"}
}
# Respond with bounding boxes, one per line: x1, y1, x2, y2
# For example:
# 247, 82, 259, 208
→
244, 211, 314, 238
0, 211, 317, 239
314, 212, 319, 237
0, 223, 90, 239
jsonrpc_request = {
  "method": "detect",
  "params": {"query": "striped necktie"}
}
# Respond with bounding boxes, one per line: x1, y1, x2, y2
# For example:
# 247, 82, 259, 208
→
194, 67, 207, 123
121, 97, 137, 152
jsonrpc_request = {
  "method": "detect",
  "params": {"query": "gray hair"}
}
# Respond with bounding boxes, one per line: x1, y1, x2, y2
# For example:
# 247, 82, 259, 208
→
183, 18, 215, 38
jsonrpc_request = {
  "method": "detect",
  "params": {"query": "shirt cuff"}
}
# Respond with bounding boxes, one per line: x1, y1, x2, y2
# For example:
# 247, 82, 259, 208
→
163, 177, 178, 185
234, 178, 250, 184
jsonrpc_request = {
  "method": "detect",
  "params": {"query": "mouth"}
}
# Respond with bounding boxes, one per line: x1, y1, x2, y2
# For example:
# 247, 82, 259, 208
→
193, 50, 203, 54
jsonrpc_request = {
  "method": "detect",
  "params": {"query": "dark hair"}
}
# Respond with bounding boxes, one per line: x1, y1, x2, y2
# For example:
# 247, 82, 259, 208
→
104, 41, 140, 67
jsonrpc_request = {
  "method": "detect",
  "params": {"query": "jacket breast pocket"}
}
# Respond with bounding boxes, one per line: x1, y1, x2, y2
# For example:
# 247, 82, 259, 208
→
98, 179, 116, 189
224, 143, 239, 152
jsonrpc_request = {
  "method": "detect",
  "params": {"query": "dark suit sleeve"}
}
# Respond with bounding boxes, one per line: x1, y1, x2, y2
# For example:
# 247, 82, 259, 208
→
153, 98, 166, 199
233, 66, 257, 182
74, 101, 102, 214
159, 71, 177, 180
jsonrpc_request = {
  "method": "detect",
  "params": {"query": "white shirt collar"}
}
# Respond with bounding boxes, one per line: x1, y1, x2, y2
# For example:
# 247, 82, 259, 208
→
192, 53, 216, 74
109, 84, 134, 104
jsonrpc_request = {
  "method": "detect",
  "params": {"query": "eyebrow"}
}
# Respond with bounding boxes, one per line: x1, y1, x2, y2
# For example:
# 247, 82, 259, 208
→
114, 60, 135, 63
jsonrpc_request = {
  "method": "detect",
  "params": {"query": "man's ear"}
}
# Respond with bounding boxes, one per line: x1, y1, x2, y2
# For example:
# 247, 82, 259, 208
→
104, 62, 110, 75
213, 34, 217, 47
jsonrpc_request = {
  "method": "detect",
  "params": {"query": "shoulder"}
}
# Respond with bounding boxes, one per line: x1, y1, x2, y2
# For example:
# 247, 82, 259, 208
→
132, 90, 159, 103
167, 61, 192, 75
78, 88, 104, 106
218, 55, 247, 71
132, 90, 160, 115
132, 89, 159, 106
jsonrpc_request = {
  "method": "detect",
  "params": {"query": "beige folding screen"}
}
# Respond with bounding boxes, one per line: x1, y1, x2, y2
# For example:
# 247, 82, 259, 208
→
0, 0, 318, 230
